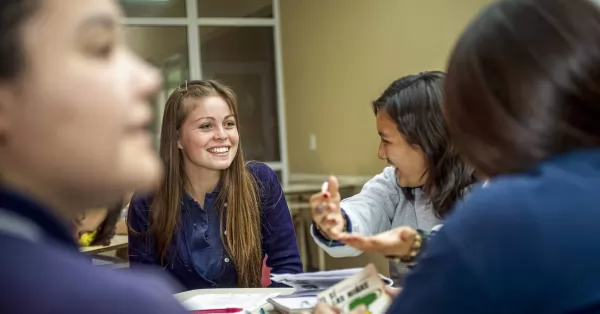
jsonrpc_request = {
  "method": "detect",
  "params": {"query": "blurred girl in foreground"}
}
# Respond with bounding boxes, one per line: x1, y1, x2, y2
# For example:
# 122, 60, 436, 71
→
0, 0, 188, 313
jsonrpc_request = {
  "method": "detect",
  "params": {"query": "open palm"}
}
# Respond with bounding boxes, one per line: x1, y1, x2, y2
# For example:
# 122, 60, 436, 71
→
336, 226, 416, 257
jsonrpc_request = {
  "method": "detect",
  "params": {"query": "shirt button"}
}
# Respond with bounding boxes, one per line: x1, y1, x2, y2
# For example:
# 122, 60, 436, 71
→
224, 257, 230, 263
224, 230, 227, 236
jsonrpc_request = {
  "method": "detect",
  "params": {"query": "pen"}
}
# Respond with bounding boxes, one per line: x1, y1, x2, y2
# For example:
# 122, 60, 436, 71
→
318, 181, 329, 213
321, 181, 329, 194
191, 308, 243, 314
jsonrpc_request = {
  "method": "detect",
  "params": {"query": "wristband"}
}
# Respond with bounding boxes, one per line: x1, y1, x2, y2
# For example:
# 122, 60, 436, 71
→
386, 229, 428, 266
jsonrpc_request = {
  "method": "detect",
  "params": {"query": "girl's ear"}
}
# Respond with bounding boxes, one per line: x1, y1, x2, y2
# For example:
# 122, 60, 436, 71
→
177, 130, 183, 149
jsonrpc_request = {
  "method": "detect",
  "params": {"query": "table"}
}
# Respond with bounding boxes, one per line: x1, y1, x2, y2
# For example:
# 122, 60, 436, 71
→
174, 287, 295, 314
80, 235, 128, 254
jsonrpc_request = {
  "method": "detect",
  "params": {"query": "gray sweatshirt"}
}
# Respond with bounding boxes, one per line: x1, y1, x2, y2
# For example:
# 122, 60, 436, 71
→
310, 166, 442, 285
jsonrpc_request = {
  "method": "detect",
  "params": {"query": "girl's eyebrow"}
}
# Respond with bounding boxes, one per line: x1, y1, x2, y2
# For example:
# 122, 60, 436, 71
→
76, 14, 116, 38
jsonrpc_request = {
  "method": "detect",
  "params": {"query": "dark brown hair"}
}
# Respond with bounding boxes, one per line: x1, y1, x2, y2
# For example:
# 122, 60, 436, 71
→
444, 0, 600, 178
373, 71, 475, 218
90, 200, 125, 246
148, 80, 262, 287
0, 0, 38, 79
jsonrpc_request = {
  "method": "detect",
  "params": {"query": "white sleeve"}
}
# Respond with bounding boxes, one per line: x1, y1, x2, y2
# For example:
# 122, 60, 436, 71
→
310, 167, 401, 257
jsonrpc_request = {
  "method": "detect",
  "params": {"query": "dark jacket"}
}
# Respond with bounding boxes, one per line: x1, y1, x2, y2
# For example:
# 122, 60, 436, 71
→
389, 149, 600, 313
128, 161, 303, 290
0, 188, 188, 314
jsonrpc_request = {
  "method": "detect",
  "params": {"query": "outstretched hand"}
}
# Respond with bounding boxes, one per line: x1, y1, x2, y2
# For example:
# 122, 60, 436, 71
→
335, 226, 417, 257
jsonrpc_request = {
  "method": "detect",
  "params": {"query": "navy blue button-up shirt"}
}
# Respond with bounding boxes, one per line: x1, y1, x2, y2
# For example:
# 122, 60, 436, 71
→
128, 162, 303, 290
0, 188, 188, 314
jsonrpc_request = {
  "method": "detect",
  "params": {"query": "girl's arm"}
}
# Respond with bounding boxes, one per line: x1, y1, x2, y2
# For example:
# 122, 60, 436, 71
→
251, 162, 303, 281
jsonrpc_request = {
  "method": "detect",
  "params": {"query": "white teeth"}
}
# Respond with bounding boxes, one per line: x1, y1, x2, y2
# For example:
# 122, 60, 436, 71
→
208, 147, 229, 153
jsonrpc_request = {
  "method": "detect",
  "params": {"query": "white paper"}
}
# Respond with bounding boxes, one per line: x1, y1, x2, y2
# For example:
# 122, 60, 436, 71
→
181, 293, 280, 312
271, 268, 393, 290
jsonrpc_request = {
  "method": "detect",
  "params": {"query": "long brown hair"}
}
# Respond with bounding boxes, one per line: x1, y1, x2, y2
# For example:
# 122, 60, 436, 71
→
150, 80, 262, 287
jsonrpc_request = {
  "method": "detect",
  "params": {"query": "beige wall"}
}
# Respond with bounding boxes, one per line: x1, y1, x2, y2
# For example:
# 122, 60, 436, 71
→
280, 0, 491, 176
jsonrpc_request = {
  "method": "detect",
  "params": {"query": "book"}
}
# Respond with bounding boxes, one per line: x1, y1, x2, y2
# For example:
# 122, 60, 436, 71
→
316, 264, 391, 314
270, 268, 393, 290
267, 295, 317, 314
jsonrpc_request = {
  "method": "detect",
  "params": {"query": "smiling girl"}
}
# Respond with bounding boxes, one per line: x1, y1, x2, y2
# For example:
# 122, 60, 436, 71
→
128, 80, 302, 290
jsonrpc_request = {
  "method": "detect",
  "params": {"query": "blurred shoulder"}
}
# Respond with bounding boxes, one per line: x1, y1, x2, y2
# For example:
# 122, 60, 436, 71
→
130, 191, 154, 208
444, 174, 541, 235
0, 238, 186, 314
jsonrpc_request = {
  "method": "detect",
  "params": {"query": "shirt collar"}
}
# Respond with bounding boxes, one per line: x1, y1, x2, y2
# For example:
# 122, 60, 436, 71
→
0, 187, 78, 251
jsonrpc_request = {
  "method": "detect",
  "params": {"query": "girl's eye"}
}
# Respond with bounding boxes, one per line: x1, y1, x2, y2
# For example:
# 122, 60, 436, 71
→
89, 43, 114, 59
81, 30, 116, 60
225, 121, 236, 127
200, 123, 212, 129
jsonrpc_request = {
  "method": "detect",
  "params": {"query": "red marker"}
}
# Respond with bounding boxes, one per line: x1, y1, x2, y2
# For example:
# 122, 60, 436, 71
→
191, 308, 243, 314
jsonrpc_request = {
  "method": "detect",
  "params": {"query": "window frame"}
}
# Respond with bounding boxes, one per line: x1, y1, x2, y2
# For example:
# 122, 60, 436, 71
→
122, 0, 288, 187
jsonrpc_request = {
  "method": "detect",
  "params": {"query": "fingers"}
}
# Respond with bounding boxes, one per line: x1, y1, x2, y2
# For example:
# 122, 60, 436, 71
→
310, 177, 344, 239
400, 228, 416, 242
318, 213, 344, 238
328, 226, 344, 239
313, 302, 341, 314
328, 175, 340, 196
337, 234, 377, 252
309, 193, 325, 214
384, 286, 402, 298
310, 193, 339, 216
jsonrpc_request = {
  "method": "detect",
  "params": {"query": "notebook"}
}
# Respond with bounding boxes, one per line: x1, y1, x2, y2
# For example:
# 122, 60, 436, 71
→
270, 268, 393, 290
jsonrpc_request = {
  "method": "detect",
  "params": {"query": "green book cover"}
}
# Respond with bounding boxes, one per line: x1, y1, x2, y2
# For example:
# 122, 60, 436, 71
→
317, 264, 391, 314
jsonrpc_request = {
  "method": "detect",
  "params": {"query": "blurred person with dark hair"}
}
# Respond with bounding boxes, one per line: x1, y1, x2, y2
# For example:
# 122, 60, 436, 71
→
309, 71, 477, 285
0, 0, 188, 313
382, 0, 600, 312
76, 199, 124, 246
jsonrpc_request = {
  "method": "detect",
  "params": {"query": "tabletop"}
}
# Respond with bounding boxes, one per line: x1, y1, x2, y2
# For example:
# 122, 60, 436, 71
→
80, 234, 128, 254
174, 287, 295, 314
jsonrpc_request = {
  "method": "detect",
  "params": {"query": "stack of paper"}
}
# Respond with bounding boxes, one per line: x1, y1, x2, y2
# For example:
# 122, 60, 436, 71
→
267, 294, 318, 314
269, 265, 392, 314
271, 268, 393, 291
